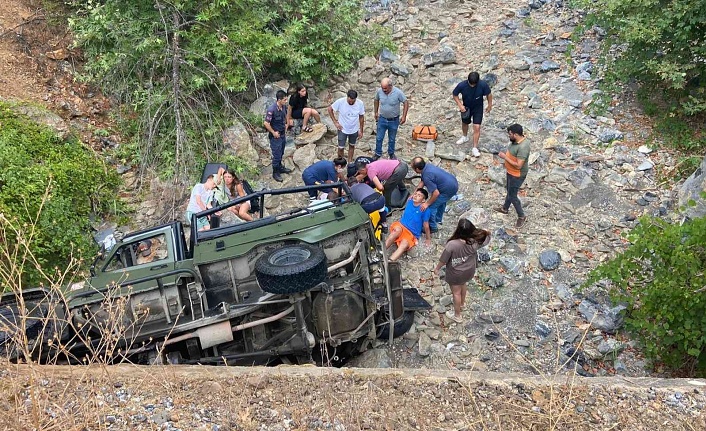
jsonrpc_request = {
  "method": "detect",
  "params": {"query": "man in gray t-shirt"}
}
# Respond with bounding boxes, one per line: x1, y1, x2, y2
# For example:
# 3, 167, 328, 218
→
373, 78, 409, 160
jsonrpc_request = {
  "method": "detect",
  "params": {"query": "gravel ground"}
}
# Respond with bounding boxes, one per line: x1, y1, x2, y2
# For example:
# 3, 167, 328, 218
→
2, 363, 704, 430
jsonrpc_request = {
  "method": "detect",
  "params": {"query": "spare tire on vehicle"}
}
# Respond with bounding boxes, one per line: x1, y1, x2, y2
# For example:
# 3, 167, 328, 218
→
255, 244, 328, 295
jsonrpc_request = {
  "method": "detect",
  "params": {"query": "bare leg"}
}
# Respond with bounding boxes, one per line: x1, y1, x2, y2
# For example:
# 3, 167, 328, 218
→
348, 145, 355, 163
302, 109, 312, 128
450, 284, 465, 317
472, 124, 481, 149
337, 147, 345, 159
238, 202, 253, 221
310, 108, 321, 123
389, 239, 410, 261
461, 122, 469, 137
385, 226, 402, 249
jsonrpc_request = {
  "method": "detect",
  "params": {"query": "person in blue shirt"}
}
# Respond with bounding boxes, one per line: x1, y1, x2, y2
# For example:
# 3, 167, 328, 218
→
385, 189, 431, 262
264, 90, 293, 182
302, 158, 347, 199
411, 157, 459, 233
452, 71, 493, 158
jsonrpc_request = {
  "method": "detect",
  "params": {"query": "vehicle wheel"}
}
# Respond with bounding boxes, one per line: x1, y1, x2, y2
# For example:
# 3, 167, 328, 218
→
0, 303, 43, 359
255, 244, 328, 295
376, 310, 415, 339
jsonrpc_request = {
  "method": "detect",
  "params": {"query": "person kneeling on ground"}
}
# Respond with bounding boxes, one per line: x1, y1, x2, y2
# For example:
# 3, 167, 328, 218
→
302, 158, 347, 200
385, 189, 431, 261
346, 176, 387, 231
432, 218, 491, 324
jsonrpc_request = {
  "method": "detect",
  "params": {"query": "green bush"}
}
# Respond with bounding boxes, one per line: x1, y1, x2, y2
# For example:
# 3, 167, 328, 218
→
584, 214, 706, 375
0, 102, 121, 287
66, 0, 390, 180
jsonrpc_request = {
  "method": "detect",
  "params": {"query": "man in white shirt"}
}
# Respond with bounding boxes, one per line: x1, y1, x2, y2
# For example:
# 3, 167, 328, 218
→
328, 90, 365, 163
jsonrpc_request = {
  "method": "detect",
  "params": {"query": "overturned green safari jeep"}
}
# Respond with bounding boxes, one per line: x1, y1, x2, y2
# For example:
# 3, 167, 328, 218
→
1, 179, 430, 365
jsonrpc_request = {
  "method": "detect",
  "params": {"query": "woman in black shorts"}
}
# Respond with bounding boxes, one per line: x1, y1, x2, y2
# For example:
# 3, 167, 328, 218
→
286, 83, 321, 133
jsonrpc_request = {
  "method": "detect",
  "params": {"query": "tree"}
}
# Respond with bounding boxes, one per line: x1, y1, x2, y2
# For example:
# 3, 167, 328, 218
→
67, 0, 390, 181
585, 214, 706, 375
577, 0, 706, 116
0, 102, 120, 287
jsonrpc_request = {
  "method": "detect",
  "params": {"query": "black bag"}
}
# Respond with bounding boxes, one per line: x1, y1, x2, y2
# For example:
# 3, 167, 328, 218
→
242, 180, 260, 214
389, 185, 411, 209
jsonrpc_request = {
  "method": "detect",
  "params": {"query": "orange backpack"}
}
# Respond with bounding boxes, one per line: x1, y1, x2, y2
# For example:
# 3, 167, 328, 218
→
412, 125, 438, 141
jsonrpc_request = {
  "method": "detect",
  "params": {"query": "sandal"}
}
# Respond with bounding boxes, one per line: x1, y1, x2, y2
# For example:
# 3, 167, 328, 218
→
302, 126, 314, 133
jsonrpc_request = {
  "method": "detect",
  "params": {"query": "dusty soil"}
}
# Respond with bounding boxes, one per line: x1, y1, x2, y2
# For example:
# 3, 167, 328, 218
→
1, 363, 705, 430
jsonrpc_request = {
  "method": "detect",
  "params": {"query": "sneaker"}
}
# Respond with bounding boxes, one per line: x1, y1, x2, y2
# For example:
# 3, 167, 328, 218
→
515, 216, 527, 228
372, 154, 382, 161
380, 222, 389, 234
471, 147, 481, 157
494, 206, 509, 215
445, 310, 463, 324
456, 135, 469, 145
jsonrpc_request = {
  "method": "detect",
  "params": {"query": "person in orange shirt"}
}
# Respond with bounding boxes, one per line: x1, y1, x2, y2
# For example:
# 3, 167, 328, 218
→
495, 124, 530, 228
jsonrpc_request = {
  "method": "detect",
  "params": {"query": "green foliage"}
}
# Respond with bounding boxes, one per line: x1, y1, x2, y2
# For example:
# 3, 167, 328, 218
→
66, 0, 389, 179
584, 216, 706, 375
575, 0, 706, 119
0, 102, 121, 287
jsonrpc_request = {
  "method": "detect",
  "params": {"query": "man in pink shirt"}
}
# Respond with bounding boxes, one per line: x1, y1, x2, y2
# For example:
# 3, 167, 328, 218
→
356, 158, 408, 208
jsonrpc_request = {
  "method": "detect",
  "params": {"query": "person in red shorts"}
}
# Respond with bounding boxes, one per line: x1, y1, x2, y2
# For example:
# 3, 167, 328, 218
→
385, 189, 432, 261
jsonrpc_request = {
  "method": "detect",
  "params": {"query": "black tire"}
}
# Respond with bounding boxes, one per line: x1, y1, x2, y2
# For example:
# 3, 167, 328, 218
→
377, 310, 415, 339
0, 303, 43, 359
255, 244, 328, 294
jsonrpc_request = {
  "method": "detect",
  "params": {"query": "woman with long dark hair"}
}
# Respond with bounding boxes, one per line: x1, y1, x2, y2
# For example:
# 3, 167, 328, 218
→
286, 83, 321, 133
432, 218, 490, 323
214, 168, 253, 222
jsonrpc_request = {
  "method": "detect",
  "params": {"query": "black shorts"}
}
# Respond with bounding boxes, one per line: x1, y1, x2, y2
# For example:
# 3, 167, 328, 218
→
291, 108, 304, 120
461, 106, 483, 125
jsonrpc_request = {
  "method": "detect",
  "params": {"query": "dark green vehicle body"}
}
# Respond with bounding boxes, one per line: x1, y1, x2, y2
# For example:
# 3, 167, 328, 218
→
3, 182, 428, 365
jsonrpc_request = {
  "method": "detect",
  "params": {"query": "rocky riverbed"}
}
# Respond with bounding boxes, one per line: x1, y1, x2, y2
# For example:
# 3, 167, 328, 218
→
109, 0, 706, 380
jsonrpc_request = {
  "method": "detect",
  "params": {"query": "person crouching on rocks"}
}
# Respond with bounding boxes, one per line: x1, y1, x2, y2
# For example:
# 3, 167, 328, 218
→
432, 218, 490, 324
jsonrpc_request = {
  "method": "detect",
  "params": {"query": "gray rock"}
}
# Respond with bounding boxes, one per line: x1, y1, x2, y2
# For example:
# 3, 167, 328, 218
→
516, 7, 531, 17
598, 128, 624, 143
578, 300, 626, 334
528, 0, 543, 9
451, 200, 472, 214
379, 48, 398, 63
528, 95, 543, 109
539, 250, 561, 270
482, 54, 500, 71
576, 61, 593, 75
678, 155, 706, 219
423, 46, 457, 67
578, 71, 592, 81
390, 61, 410, 77
484, 328, 500, 341
598, 339, 624, 356
636, 160, 654, 171
509, 59, 530, 71
555, 283, 574, 303
418, 332, 432, 356
482, 73, 498, 88
485, 273, 505, 289
540, 60, 560, 72
535, 320, 552, 338
223, 121, 259, 161
488, 165, 507, 185
347, 348, 393, 368
500, 29, 515, 37
439, 295, 454, 307
408, 45, 423, 57
13, 104, 70, 139
500, 256, 522, 273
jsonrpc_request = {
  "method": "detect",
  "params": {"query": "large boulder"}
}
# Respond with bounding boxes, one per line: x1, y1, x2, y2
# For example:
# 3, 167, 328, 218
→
294, 123, 328, 146
292, 143, 317, 171
13, 104, 70, 139
678, 155, 706, 219
223, 121, 258, 161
